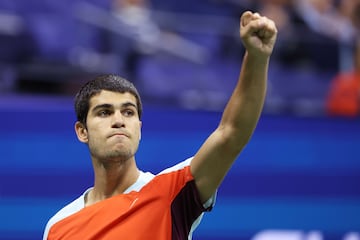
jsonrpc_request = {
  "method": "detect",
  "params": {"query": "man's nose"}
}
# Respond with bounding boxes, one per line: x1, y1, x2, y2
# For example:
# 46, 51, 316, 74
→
111, 111, 125, 128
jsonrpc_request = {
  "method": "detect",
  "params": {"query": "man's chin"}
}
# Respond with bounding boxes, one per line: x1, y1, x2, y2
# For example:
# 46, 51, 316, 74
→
104, 150, 133, 162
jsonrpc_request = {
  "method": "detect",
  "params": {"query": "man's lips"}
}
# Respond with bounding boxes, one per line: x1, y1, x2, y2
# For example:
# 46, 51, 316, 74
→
108, 132, 129, 138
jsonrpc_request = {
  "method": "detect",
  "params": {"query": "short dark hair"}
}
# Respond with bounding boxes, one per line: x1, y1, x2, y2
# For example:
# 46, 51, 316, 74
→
74, 74, 143, 125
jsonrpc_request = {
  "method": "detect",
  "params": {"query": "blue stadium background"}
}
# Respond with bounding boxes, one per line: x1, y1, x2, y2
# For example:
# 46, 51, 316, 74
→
1, 0, 360, 239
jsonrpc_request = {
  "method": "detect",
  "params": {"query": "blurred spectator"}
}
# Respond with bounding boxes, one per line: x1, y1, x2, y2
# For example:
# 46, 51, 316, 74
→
326, 38, 360, 117
292, 0, 360, 72
256, 0, 306, 67
96, 0, 208, 86
293, 0, 357, 43
352, 1, 360, 30
105, 0, 161, 82
215, 0, 341, 72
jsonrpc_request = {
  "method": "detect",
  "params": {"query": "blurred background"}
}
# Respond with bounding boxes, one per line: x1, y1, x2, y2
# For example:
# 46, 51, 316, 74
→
0, 0, 359, 239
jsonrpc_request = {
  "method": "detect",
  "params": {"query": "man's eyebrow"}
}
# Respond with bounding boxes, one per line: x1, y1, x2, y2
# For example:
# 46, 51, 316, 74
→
91, 102, 137, 112
91, 104, 113, 113
122, 102, 137, 109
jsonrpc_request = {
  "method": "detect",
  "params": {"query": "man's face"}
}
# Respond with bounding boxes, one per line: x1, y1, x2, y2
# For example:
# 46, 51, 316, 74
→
76, 90, 142, 163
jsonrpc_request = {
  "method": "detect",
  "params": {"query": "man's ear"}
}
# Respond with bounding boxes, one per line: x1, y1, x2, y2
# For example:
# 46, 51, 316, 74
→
139, 121, 142, 141
75, 121, 88, 143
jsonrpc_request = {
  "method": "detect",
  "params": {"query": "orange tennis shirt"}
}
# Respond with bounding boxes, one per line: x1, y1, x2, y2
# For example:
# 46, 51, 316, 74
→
43, 159, 215, 240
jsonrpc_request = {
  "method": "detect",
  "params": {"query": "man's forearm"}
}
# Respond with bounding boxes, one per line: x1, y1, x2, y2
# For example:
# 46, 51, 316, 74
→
219, 51, 269, 145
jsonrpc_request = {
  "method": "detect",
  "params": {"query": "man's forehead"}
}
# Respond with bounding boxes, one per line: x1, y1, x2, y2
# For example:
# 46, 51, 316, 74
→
89, 90, 137, 107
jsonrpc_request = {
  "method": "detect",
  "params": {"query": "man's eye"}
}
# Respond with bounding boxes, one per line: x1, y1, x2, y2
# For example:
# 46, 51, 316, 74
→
98, 110, 111, 117
123, 109, 135, 117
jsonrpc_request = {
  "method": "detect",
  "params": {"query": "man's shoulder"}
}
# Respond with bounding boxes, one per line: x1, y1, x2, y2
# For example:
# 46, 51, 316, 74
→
125, 157, 193, 193
158, 157, 193, 175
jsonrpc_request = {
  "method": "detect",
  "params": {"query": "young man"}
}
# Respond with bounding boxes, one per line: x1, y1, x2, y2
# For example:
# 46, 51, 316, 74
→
43, 11, 277, 240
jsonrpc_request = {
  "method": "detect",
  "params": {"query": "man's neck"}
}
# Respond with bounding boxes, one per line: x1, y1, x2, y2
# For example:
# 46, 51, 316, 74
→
85, 158, 140, 206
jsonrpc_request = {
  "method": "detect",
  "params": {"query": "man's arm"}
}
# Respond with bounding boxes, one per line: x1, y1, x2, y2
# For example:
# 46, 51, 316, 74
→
190, 11, 278, 202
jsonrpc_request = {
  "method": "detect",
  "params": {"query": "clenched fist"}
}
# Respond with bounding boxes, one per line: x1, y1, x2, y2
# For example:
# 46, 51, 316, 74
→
240, 11, 277, 58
